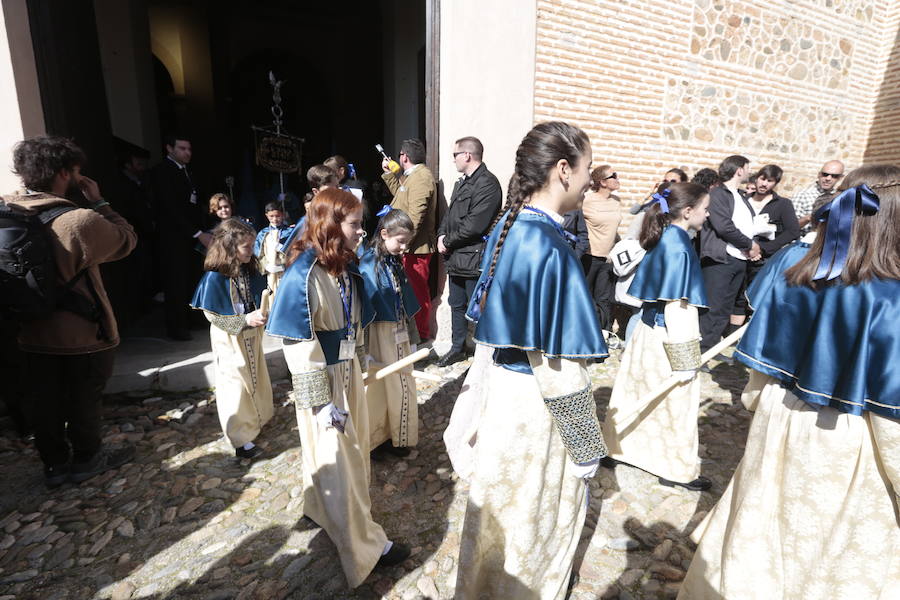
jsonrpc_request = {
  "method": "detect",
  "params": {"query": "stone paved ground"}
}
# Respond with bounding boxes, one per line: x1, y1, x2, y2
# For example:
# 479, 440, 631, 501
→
0, 349, 751, 600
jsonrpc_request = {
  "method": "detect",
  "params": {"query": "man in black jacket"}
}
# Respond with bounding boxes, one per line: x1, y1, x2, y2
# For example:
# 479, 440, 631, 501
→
148, 134, 207, 341
436, 137, 502, 367
698, 155, 760, 352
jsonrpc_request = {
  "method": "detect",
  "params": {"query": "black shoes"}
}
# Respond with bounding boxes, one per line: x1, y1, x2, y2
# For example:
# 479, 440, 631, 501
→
658, 475, 712, 491
437, 351, 466, 368
600, 456, 619, 470
371, 441, 410, 461
235, 445, 263, 460
44, 464, 69, 489
70, 446, 135, 484
377, 541, 411, 567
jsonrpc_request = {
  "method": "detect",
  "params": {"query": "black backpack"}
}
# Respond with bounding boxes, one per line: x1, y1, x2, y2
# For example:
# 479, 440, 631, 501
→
0, 201, 103, 327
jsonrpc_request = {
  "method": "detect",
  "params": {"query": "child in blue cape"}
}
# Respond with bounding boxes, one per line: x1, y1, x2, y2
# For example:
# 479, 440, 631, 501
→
681, 165, 900, 599
265, 188, 410, 587
602, 183, 711, 491
190, 218, 273, 459
358, 206, 420, 459
253, 201, 294, 304
446, 122, 609, 600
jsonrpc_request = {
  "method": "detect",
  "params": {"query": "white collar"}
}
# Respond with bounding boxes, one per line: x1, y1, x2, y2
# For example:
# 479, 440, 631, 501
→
167, 156, 185, 170
526, 204, 564, 224
403, 164, 420, 177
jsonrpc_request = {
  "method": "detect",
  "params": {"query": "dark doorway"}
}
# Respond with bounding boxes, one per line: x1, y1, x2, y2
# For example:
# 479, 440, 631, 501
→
141, 0, 429, 225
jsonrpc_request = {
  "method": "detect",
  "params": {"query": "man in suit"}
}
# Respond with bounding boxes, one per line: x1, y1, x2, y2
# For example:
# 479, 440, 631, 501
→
381, 138, 438, 341
698, 154, 760, 352
435, 136, 501, 366
148, 134, 207, 341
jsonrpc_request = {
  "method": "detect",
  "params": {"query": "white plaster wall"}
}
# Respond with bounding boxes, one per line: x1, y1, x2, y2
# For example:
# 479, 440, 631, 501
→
432, 0, 536, 350
0, 0, 44, 194
438, 0, 536, 198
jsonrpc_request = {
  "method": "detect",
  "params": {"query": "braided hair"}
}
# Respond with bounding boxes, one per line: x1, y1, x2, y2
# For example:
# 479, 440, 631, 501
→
478, 121, 591, 311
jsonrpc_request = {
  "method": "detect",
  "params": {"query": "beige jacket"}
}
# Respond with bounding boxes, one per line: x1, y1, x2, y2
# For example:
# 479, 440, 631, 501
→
4, 192, 137, 354
382, 164, 437, 254
582, 192, 622, 258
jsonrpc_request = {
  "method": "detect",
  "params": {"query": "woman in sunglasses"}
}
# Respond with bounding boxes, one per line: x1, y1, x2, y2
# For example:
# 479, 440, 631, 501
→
581, 165, 623, 331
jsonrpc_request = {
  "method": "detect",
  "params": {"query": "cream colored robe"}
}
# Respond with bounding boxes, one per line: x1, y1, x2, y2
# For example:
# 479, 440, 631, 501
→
679, 373, 900, 599
603, 300, 702, 483
449, 349, 593, 600
365, 319, 418, 449
282, 264, 387, 588
204, 299, 273, 449
258, 229, 284, 313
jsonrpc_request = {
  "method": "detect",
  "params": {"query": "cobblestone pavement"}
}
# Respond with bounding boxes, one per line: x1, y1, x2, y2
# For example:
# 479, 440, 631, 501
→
0, 349, 751, 600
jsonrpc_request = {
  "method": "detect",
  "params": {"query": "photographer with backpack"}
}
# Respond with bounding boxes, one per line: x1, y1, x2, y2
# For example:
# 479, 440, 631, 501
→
0, 136, 137, 488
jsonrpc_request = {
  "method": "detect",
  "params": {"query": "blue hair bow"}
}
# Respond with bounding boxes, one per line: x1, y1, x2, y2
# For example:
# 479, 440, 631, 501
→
641, 188, 670, 213
376, 205, 392, 218
812, 184, 880, 281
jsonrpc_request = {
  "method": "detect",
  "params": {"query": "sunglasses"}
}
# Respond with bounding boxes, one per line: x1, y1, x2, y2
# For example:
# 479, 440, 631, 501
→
820, 172, 843, 179
604, 172, 618, 180
453, 151, 469, 158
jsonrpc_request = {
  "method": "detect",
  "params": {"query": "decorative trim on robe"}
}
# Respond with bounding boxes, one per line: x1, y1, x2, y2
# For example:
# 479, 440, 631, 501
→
292, 370, 330, 409
543, 386, 608, 464
358, 248, 420, 323
735, 241, 900, 419
663, 339, 701, 370
467, 210, 608, 359
630, 225, 707, 329
190, 270, 265, 317
266, 248, 375, 342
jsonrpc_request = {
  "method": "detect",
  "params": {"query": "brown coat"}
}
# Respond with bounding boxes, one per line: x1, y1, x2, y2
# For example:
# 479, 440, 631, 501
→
382, 164, 437, 254
4, 193, 137, 354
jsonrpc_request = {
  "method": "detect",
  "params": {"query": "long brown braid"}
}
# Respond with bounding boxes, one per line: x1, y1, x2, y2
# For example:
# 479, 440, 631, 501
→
478, 121, 592, 311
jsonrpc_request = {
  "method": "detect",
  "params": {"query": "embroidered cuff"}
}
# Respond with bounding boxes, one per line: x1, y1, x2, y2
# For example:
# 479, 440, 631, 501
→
292, 370, 330, 409
663, 339, 701, 371
355, 343, 368, 367
208, 313, 246, 335
544, 386, 608, 464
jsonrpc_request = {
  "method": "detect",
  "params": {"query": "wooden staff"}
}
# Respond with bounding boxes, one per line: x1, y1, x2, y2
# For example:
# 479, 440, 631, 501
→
363, 362, 443, 383
615, 324, 749, 425
361, 347, 435, 382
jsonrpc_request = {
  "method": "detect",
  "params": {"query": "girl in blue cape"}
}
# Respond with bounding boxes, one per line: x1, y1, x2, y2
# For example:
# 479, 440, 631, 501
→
190, 218, 274, 459
602, 183, 711, 491
680, 165, 900, 600
358, 207, 421, 458
265, 188, 410, 588
446, 122, 609, 600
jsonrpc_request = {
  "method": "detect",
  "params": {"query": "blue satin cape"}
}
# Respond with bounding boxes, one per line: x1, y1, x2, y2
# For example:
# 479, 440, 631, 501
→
466, 210, 608, 360
253, 225, 294, 257
735, 241, 900, 419
265, 248, 374, 351
277, 217, 307, 253
190, 270, 266, 316
628, 225, 708, 327
357, 248, 420, 322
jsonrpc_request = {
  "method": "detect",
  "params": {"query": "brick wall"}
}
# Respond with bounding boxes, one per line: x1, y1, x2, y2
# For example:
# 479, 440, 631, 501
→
533, 0, 900, 227
864, 2, 900, 163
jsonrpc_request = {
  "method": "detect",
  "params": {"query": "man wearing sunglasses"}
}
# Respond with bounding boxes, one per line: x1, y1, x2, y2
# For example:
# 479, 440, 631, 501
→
791, 160, 844, 232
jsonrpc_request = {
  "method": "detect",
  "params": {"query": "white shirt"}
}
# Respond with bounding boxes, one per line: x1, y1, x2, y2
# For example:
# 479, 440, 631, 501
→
725, 187, 755, 261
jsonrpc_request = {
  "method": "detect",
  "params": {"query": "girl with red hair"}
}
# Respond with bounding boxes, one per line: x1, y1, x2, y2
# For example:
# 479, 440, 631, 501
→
266, 188, 410, 587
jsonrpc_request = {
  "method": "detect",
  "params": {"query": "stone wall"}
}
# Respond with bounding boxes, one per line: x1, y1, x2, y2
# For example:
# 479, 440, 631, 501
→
533, 0, 900, 221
